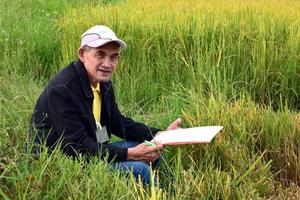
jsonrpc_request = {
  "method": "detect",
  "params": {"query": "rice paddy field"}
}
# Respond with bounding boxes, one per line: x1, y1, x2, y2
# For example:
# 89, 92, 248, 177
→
0, 0, 299, 199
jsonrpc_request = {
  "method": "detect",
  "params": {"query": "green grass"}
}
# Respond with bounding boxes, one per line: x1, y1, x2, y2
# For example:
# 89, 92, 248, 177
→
1, 0, 300, 199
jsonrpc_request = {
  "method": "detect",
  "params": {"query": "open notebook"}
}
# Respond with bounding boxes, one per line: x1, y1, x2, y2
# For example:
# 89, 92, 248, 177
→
153, 126, 223, 146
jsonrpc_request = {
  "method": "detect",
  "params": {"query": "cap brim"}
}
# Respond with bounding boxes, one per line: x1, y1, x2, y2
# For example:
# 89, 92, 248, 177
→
85, 39, 127, 49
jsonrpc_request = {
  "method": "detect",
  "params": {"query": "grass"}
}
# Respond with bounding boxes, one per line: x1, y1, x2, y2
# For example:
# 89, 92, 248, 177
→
59, 0, 300, 110
0, 0, 300, 199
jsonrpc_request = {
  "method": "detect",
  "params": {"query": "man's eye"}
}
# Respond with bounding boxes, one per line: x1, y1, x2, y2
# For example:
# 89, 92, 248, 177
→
96, 52, 105, 57
111, 56, 119, 62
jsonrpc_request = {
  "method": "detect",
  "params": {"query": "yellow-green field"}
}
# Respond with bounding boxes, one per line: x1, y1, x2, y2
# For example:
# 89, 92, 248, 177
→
0, 0, 299, 199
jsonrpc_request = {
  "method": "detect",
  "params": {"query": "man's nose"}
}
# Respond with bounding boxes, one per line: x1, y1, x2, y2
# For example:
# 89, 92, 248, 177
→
102, 57, 111, 68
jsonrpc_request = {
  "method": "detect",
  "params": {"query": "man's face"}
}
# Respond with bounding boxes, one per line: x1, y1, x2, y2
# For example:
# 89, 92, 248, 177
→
79, 42, 120, 86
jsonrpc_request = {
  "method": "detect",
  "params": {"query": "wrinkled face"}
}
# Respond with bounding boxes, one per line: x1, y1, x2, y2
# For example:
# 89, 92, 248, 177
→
78, 42, 120, 86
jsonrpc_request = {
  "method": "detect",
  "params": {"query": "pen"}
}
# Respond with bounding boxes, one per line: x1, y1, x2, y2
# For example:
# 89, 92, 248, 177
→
144, 140, 156, 146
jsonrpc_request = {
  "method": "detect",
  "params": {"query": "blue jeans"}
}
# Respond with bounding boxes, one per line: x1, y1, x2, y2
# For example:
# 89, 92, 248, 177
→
110, 141, 160, 185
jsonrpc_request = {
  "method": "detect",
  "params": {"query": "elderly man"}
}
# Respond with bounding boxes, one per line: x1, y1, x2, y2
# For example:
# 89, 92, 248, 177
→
30, 25, 181, 185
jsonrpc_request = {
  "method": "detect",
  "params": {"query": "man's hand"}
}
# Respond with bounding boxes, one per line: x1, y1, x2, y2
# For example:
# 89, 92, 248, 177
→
166, 117, 182, 131
155, 117, 182, 136
127, 142, 163, 163
126, 118, 182, 162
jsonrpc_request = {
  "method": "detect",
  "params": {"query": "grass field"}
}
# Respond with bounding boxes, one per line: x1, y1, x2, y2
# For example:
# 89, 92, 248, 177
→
0, 0, 299, 199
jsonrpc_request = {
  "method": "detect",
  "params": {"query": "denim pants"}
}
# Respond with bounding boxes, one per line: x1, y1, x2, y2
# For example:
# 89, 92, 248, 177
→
110, 141, 160, 185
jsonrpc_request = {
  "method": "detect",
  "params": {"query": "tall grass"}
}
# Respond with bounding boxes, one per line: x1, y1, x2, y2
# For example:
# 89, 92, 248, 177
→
1, 0, 300, 199
59, 0, 300, 110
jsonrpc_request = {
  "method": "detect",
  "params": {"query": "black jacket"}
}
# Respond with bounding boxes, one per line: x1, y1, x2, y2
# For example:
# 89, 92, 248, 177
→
30, 60, 160, 161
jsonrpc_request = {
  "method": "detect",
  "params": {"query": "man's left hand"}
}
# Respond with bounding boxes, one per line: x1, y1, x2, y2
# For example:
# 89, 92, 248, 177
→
155, 117, 182, 137
166, 117, 182, 131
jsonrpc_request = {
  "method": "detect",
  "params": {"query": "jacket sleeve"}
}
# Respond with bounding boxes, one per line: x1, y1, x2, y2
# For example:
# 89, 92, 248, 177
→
47, 85, 128, 161
108, 86, 161, 142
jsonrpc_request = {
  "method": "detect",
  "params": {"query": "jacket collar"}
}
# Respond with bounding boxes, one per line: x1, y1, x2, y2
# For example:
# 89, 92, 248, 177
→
74, 60, 112, 98
100, 79, 112, 96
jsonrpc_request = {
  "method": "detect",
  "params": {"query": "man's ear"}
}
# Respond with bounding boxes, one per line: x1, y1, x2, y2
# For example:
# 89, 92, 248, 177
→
78, 48, 85, 62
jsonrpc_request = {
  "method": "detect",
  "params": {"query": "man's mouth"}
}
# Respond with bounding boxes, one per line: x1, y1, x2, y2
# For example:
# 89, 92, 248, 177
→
97, 69, 111, 74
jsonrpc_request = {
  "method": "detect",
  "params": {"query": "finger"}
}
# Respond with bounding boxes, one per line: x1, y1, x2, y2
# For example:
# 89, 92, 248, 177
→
149, 152, 159, 159
174, 117, 182, 126
167, 117, 182, 131
153, 141, 163, 148
153, 153, 161, 161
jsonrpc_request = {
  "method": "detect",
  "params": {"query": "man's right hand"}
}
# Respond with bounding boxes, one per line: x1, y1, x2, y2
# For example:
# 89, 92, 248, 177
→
127, 142, 163, 163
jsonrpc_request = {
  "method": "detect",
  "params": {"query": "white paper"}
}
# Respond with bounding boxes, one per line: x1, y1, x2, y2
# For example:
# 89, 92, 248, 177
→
153, 126, 223, 145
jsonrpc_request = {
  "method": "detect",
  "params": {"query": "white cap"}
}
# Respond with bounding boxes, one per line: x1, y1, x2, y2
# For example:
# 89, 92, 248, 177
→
80, 25, 127, 49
